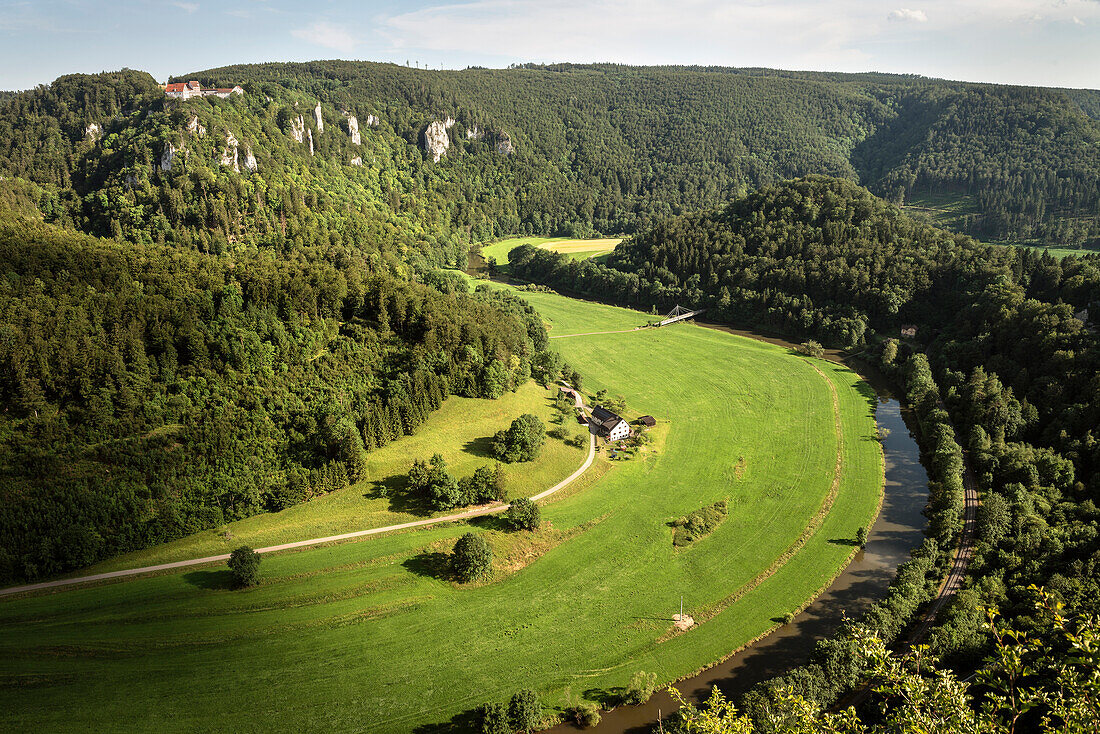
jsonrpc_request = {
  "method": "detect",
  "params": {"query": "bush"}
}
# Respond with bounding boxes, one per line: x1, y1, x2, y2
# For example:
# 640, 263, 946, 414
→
477, 701, 510, 734
458, 463, 507, 505
507, 689, 542, 732
856, 525, 868, 547
567, 432, 589, 448
492, 414, 545, 463
227, 545, 261, 588
566, 700, 601, 727
797, 340, 825, 358
547, 425, 568, 440
505, 497, 541, 531
622, 671, 658, 705
671, 501, 728, 547
452, 533, 493, 583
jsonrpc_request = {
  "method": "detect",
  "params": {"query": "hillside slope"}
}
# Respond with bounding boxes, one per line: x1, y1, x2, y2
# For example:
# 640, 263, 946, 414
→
2, 63, 1099, 252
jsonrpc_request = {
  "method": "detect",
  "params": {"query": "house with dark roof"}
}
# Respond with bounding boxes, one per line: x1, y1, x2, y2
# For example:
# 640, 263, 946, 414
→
590, 406, 631, 441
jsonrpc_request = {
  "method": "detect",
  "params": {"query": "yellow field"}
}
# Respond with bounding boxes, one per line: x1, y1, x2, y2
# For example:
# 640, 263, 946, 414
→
479, 236, 622, 264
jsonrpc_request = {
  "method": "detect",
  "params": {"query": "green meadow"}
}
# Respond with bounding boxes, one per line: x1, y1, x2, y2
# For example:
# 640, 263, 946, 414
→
479, 236, 622, 265
0, 287, 884, 733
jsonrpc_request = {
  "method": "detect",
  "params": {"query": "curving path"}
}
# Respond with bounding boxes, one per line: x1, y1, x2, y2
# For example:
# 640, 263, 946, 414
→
0, 429, 596, 598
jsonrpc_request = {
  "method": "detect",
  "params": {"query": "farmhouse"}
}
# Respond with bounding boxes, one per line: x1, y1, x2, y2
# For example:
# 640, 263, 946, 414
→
590, 406, 631, 441
165, 81, 244, 100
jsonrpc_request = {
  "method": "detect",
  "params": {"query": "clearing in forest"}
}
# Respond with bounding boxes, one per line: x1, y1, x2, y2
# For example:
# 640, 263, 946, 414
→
0, 287, 883, 734
479, 236, 622, 265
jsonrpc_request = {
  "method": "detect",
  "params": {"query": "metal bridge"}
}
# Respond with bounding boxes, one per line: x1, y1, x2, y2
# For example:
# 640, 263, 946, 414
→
656, 305, 706, 327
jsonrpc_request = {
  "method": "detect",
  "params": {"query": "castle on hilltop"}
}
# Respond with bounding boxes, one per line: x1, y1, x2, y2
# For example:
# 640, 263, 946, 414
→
165, 81, 244, 100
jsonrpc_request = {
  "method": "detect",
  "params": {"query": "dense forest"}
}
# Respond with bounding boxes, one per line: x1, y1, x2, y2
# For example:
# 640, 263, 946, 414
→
1, 64, 1099, 252
0, 206, 546, 581
510, 176, 1100, 727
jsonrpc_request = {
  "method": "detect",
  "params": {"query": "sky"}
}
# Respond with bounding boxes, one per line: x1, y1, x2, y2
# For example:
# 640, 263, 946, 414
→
1, 0, 1099, 91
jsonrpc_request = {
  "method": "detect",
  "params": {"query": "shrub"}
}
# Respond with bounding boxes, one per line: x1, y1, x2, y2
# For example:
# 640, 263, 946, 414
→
227, 545, 261, 588
505, 498, 541, 531
492, 414, 545, 463
507, 689, 542, 732
452, 533, 493, 583
566, 700, 601, 727
547, 425, 568, 440
671, 501, 728, 547
856, 526, 869, 547
797, 340, 825, 358
567, 432, 589, 448
622, 671, 658, 705
477, 701, 509, 734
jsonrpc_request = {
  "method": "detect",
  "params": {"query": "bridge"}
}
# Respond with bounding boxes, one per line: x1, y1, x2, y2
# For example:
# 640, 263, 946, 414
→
656, 305, 706, 327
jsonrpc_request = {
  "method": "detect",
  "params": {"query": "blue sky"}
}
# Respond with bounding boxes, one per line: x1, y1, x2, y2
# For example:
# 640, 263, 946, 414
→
1, 0, 1098, 91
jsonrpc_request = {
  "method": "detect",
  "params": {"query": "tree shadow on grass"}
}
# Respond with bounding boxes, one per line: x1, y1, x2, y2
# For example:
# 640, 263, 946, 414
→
402, 551, 452, 581
462, 435, 497, 459
364, 474, 435, 517
584, 686, 625, 708
411, 706, 481, 733
467, 514, 511, 532
182, 569, 234, 590
828, 537, 860, 547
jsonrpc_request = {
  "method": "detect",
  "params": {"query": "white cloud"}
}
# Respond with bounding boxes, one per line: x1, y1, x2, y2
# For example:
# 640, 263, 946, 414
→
1073, 16, 1086, 25
888, 8, 928, 22
172, 2, 199, 12
292, 21, 358, 53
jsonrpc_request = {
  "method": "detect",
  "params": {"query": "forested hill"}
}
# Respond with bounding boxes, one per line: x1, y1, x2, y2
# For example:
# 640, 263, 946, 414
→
2, 63, 1100, 253
0, 204, 546, 582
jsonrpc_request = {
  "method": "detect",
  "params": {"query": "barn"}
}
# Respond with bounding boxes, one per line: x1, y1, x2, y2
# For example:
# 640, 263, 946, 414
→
637, 415, 656, 427
590, 406, 631, 441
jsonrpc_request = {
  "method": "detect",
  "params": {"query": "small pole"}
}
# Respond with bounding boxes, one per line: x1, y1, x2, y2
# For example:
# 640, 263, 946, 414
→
680, 595, 683, 620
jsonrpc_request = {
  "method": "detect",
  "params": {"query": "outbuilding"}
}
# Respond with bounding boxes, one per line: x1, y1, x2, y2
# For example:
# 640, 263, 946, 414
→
637, 415, 656, 427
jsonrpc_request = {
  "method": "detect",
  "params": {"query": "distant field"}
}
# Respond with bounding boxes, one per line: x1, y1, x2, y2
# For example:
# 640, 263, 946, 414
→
904, 193, 1100, 259
479, 236, 622, 265
0, 288, 883, 733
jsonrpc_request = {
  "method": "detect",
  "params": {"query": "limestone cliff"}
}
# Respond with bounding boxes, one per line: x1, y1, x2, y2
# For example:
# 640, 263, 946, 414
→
219, 132, 239, 172
85, 123, 100, 140
160, 142, 179, 172
186, 115, 206, 137
365, 114, 379, 127
347, 116, 361, 145
422, 117, 455, 162
496, 131, 514, 155
350, 156, 363, 166
290, 115, 305, 144
314, 102, 324, 133
307, 128, 314, 156
243, 146, 258, 172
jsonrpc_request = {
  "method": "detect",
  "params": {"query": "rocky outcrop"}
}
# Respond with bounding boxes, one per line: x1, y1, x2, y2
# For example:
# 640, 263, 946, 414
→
290, 115, 305, 144
314, 102, 323, 133
422, 117, 455, 162
496, 131, 514, 155
160, 142, 180, 172
347, 116, 361, 145
85, 123, 101, 139
307, 128, 314, 156
365, 114, 379, 127
350, 156, 363, 166
243, 146, 258, 172
186, 115, 206, 137
220, 132, 239, 172
466, 125, 484, 140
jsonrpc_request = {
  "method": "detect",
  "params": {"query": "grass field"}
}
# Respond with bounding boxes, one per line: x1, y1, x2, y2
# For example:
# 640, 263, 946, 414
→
73, 382, 586, 575
479, 236, 622, 265
0, 288, 884, 733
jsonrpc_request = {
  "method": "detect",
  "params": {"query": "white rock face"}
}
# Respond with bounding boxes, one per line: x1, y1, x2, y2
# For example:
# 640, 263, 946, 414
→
290, 115, 305, 144
160, 142, 179, 172
444, 116, 455, 129
124, 173, 138, 188
350, 156, 363, 166
243, 146, 258, 172
220, 132, 240, 172
496, 131, 514, 155
347, 116, 361, 145
186, 115, 206, 137
423, 119, 452, 162
466, 125, 484, 140
314, 102, 324, 133
307, 128, 314, 156
365, 114, 379, 127
85, 123, 100, 139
